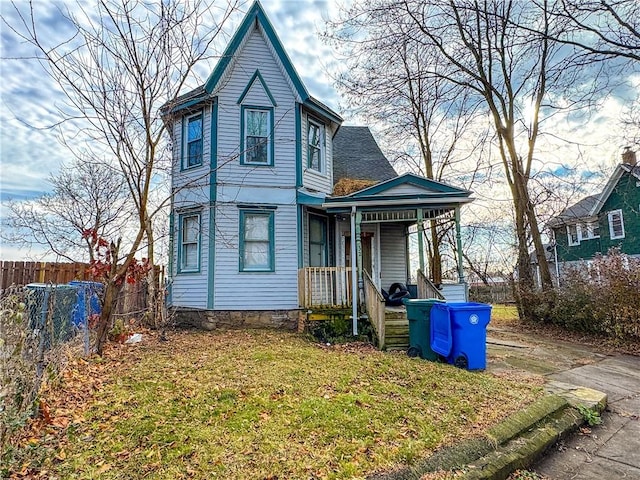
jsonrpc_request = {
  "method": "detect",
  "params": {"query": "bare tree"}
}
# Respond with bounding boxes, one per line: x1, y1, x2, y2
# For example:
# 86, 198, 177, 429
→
4, 159, 131, 262
330, 0, 605, 319
3, 0, 238, 353
325, 1, 486, 283
554, 0, 640, 147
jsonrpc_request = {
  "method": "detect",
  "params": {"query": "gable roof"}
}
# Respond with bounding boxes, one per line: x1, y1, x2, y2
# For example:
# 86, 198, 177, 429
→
548, 162, 640, 228
332, 126, 398, 185
345, 172, 472, 199
203, 1, 341, 124
589, 163, 640, 215
547, 194, 600, 228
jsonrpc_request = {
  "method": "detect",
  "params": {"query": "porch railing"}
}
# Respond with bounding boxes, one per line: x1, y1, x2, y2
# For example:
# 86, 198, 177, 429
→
417, 269, 445, 300
298, 267, 352, 308
363, 270, 385, 348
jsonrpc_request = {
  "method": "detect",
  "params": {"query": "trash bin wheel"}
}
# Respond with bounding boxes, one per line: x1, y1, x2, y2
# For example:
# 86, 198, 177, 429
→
454, 355, 468, 369
407, 346, 422, 358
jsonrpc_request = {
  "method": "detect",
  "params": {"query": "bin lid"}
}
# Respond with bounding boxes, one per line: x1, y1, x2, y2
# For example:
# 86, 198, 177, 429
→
430, 303, 452, 356
402, 298, 446, 306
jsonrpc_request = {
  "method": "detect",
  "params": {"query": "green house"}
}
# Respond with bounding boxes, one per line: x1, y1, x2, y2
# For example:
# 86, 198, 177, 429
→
548, 151, 640, 281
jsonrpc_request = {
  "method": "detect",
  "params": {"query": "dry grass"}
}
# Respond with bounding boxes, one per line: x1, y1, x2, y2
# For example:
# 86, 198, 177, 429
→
13, 330, 542, 479
332, 178, 377, 196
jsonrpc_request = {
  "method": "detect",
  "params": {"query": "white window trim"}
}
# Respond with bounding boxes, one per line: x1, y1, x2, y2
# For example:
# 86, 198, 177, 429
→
567, 224, 580, 246
580, 221, 600, 240
307, 119, 324, 173
608, 209, 625, 240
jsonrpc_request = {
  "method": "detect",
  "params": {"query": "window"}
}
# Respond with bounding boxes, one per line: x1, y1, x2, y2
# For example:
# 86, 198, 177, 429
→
309, 214, 327, 267
242, 107, 272, 165
581, 221, 600, 240
240, 210, 275, 272
179, 213, 200, 272
184, 113, 203, 168
307, 121, 323, 172
608, 210, 625, 239
567, 224, 580, 246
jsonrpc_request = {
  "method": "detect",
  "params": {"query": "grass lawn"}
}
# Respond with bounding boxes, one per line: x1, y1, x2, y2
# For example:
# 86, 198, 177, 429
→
489, 304, 519, 326
15, 329, 542, 479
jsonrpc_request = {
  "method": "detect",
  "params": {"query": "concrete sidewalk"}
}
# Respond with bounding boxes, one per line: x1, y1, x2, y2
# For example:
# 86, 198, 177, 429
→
486, 327, 640, 479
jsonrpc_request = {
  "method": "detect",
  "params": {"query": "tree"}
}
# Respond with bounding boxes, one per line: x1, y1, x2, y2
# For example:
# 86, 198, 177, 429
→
328, 0, 601, 319
325, 2, 485, 283
3, 0, 238, 353
4, 159, 131, 262
553, 0, 640, 147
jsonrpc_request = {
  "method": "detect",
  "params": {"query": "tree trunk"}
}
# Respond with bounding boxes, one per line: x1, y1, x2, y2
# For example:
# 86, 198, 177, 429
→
429, 221, 442, 284
95, 280, 121, 355
145, 217, 158, 329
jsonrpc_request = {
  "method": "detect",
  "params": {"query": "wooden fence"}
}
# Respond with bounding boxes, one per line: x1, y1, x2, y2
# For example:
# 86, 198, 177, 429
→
0, 260, 164, 321
0, 261, 96, 290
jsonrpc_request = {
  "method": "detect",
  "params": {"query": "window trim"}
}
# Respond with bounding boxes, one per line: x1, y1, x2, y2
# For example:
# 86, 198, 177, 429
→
307, 119, 324, 173
177, 211, 201, 274
239, 209, 275, 272
240, 105, 274, 166
566, 223, 580, 246
608, 209, 625, 240
182, 111, 204, 170
308, 213, 328, 267
581, 221, 600, 240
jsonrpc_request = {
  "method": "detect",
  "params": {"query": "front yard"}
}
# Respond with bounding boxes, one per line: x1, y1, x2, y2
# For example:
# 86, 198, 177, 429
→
11, 329, 542, 479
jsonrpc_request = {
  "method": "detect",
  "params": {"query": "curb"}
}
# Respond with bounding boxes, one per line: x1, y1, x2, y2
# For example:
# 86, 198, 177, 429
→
370, 387, 607, 480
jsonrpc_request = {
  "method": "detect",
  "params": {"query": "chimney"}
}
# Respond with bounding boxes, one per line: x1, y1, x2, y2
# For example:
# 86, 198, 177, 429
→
622, 146, 637, 166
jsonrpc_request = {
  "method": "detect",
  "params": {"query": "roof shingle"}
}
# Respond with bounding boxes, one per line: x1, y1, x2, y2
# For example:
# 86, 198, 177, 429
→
332, 126, 397, 185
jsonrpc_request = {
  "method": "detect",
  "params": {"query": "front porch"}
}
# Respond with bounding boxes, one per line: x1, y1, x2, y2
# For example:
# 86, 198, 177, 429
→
298, 266, 468, 350
298, 173, 473, 350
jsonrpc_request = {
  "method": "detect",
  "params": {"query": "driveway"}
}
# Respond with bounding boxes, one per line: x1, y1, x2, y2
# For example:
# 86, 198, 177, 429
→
486, 325, 640, 479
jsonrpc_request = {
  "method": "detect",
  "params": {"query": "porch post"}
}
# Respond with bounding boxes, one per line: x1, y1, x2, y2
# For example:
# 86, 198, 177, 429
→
355, 210, 364, 305
454, 206, 465, 283
350, 206, 358, 336
417, 208, 425, 273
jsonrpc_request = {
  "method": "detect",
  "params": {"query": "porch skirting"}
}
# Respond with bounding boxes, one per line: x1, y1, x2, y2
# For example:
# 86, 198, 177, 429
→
171, 308, 302, 331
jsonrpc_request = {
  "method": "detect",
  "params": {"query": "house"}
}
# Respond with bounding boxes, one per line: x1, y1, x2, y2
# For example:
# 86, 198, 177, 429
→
547, 148, 640, 283
162, 1, 473, 349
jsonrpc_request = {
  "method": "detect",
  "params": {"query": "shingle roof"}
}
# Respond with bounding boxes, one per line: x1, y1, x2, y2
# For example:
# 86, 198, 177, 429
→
547, 193, 600, 228
332, 126, 397, 185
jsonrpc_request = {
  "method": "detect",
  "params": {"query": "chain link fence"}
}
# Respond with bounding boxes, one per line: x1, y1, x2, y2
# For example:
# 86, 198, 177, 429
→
0, 284, 94, 464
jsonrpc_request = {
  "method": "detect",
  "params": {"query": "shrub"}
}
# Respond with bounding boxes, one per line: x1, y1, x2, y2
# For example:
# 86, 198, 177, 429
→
550, 249, 640, 339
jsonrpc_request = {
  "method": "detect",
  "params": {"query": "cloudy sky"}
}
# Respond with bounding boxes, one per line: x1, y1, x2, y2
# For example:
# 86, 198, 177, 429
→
0, 0, 634, 261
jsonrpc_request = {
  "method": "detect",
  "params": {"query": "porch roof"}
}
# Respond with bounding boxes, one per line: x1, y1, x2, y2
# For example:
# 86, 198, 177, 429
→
321, 173, 473, 213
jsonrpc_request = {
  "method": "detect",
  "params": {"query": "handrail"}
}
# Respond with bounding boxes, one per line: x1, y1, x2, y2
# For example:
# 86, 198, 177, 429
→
298, 267, 352, 308
363, 270, 385, 348
417, 269, 445, 300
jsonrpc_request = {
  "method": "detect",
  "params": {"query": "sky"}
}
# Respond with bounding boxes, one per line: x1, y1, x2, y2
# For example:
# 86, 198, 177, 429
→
0, 0, 635, 262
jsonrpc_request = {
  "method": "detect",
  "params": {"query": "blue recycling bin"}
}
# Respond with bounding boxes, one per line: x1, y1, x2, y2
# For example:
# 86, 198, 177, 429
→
430, 302, 492, 370
69, 281, 103, 327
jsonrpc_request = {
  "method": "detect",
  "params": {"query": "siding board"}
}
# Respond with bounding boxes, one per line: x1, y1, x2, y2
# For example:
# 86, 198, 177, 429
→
380, 223, 408, 289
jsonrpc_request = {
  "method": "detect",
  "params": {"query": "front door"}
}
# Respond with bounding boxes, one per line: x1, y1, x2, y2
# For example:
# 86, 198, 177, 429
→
345, 233, 374, 277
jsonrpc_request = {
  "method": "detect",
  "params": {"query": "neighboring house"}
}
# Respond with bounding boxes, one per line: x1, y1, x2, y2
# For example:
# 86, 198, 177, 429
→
547, 149, 640, 283
161, 2, 473, 348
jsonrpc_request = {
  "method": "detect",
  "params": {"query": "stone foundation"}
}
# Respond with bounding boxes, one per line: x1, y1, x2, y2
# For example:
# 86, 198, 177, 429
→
172, 308, 302, 331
